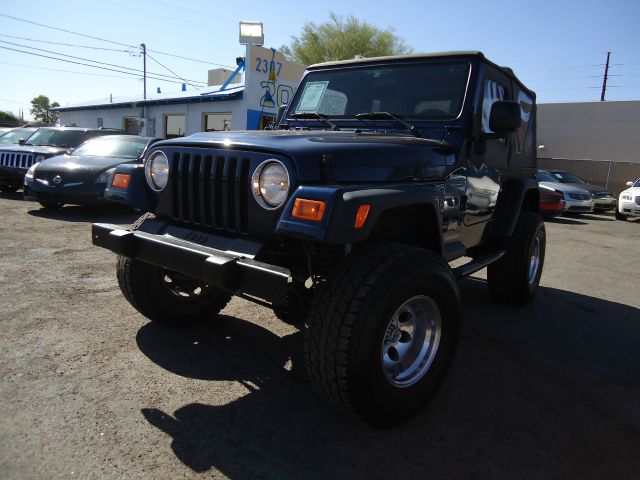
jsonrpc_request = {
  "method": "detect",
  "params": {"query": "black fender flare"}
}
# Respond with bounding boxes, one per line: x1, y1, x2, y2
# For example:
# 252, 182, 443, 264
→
491, 177, 539, 239
277, 183, 443, 254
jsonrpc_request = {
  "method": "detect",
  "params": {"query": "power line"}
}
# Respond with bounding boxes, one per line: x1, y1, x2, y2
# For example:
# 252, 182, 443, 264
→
0, 13, 234, 68
0, 13, 135, 48
0, 97, 31, 106
0, 60, 136, 79
146, 52, 201, 90
0, 45, 200, 85
0, 40, 207, 85
0, 33, 131, 52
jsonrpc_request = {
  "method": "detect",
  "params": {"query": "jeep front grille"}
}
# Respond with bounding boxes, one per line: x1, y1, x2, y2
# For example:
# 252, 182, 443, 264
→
170, 152, 251, 233
0, 151, 35, 169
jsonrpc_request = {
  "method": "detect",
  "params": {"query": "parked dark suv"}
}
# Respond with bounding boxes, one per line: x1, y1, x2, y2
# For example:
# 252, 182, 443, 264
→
0, 127, 127, 192
93, 52, 544, 426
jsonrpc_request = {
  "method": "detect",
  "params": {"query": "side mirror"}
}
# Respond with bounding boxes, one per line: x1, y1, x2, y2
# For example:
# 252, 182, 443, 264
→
627, 181, 634, 187
18, 138, 26, 146
276, 105, 287, 127
489, 101, 521, 133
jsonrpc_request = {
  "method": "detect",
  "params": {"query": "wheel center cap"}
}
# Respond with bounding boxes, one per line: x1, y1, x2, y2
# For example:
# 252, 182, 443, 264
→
384, 324, 401, 346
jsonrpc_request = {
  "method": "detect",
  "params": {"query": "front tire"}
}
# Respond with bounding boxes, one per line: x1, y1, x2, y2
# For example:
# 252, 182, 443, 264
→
115, 212, 231, 325
39, 201, 63, 210
487, 211, 545, 305
615, 209, 628, 221
305, 243, 460, 427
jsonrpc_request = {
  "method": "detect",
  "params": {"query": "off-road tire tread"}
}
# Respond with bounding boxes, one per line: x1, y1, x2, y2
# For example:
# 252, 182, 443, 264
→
116, 212, 231, 324
304, 243, 452, 418
488, 211, 544, 305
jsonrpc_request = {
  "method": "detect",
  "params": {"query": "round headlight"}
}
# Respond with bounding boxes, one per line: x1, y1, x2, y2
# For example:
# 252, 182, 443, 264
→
35, 155, 45, 163
252, 160, 289, 209
145, 150, 169, 191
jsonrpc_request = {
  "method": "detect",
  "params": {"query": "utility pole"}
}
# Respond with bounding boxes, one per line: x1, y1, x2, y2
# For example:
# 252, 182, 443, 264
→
140, 43, 147, 135
141, 43, 147, 101
600, 51, 611, 102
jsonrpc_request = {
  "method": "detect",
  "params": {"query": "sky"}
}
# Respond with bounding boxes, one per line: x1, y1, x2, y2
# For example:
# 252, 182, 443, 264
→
0, 0, 639, 120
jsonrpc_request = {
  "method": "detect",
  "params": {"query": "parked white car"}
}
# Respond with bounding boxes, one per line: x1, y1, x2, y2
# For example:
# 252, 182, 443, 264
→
536, 171, 594, 214
616, 179, 640, 221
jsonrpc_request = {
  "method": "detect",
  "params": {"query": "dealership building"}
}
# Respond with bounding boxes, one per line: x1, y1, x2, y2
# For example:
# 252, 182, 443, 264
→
537, 100, 640, 194
54, 44, 306, 138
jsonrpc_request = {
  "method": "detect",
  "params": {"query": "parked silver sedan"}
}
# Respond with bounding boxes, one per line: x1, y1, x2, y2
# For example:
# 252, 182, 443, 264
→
536, 171, 594, 214
537, 169, 616, 212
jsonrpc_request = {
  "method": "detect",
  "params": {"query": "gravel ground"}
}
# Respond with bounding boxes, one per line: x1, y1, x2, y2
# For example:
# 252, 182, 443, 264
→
1, 192, 639, 480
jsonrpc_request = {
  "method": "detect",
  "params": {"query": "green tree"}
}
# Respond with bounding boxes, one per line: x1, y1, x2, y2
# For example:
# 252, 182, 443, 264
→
30, 95, 60, 126
0, 110, 20, 127
283, 13, 412, 65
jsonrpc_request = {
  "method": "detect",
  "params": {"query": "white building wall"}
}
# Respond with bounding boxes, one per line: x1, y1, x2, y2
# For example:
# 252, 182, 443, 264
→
538, 100, 640, 164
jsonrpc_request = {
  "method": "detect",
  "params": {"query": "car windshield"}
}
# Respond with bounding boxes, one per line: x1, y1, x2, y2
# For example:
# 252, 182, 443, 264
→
25, 129, 87, 148
288, 61, 470, 121
0, 128, 37, 144
536, 171, 558, 182
551, 171, 586, 184
73, 136, 147, 159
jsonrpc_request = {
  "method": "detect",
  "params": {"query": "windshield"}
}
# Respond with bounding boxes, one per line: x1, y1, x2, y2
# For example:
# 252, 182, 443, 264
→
536, 171, 558, 182
73, 136, 147, 159
634, 179, 640, 188
551, 171, 586, 184
0, 128, 37, 144
26, 129, 87, 148
288, 61, 470, 121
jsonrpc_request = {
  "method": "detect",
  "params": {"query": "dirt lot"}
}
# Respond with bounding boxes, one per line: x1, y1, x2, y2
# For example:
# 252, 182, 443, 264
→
1, 192, 639, 480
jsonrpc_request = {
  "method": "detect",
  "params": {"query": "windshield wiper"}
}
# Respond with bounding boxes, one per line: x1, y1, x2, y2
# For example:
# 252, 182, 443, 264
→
355, 112, 421, 138
291, 112, 340, 131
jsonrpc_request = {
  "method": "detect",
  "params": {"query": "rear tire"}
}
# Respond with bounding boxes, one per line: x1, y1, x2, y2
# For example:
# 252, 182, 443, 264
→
305, 243, 460, 427
615, 210, 628, 221
39, 201, 63, 210
488, 211, 545, 305
116, 212, 232, 325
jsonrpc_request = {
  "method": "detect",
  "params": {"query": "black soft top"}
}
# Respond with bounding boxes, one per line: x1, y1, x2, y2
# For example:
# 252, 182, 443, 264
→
308, 51, 534, 99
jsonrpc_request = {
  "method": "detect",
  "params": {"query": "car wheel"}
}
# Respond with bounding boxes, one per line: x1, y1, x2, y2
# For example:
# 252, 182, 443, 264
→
615, 210, 628, 221
487, 211, 546, 305
39, 201, 63, 210
305, 243, 460, 427
116, 213, 232, 325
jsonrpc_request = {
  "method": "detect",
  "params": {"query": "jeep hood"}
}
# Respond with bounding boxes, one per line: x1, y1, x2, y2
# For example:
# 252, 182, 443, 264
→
0, 144, 68, 156
157, 130, 456, 182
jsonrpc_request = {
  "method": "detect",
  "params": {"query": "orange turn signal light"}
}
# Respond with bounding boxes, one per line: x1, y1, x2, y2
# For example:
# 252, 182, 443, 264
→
354, 204, 371, 229
292, 198, 326, 222
112, 173, 131, 189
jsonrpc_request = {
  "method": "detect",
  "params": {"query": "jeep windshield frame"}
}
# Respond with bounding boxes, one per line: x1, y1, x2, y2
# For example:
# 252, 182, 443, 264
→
286, 60, 472, 125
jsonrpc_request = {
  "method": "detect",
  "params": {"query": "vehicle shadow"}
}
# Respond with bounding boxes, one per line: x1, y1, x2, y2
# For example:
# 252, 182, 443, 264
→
27, 204, 140, 224
545, 216, 587, 225
137, 282, 640, 479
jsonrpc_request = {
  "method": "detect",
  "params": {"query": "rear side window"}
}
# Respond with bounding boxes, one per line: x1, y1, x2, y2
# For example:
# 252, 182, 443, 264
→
514, 90, 535, 154
481, 79, 507, 133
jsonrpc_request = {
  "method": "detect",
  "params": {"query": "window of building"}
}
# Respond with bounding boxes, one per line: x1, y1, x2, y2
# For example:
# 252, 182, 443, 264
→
164, 114, 185, 139
123, 117, 140, 134
203, 112, 232, 132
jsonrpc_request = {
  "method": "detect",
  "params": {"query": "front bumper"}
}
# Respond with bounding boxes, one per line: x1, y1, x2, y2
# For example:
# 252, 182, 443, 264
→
0, 167, 27, 188
92, 223, 291, 304
24, 178, 107, 205
619, 200, 640, 217
593, 197, 617, 210
563, 198, 594, 213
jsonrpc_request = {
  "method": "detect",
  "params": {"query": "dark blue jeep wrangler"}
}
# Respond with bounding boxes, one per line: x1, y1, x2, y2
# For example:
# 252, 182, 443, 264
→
93, 51, 543, 426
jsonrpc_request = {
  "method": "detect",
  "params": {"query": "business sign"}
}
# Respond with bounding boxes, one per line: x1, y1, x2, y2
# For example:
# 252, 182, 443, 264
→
244, 44, 306, 129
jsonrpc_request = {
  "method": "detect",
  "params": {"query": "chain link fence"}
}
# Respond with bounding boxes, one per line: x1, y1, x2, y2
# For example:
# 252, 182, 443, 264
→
538, 158, 640, 195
